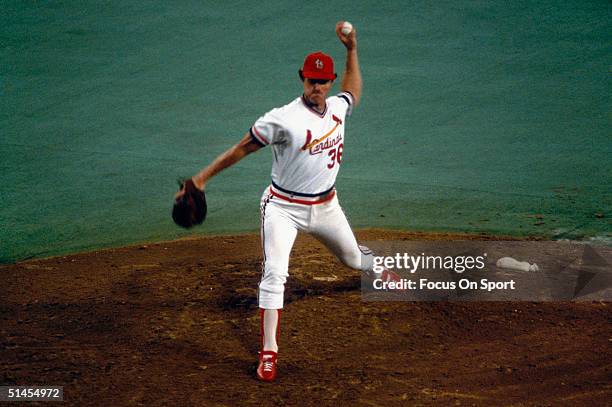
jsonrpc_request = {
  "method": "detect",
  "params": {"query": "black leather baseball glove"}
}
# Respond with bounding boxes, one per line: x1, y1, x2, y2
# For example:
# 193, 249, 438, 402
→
172, 178, 207, 228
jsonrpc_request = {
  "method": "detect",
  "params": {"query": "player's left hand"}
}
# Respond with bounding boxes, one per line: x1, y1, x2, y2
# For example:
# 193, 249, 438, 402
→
335, 21, 357, 50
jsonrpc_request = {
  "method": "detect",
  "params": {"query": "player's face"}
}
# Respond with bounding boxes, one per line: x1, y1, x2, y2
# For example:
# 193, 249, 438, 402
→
303, 78, 333, 109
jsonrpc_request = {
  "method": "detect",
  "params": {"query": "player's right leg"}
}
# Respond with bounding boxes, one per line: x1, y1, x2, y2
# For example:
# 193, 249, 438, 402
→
258, 193, 299, 312
257, 191, 299, 381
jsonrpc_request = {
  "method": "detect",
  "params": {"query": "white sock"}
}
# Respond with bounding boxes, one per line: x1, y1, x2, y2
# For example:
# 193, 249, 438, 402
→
261, 308, 280, 353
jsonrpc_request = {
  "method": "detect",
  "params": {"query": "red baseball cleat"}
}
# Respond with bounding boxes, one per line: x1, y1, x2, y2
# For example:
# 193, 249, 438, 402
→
257, 351, 278, 382
381, 268, 401, 283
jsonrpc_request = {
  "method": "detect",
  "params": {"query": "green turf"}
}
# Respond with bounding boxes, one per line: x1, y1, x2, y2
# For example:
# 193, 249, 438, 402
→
1, 1, 610, 262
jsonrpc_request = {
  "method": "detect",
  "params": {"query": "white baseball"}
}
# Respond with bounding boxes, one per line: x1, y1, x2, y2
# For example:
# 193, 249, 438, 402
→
341, 21, 353, 35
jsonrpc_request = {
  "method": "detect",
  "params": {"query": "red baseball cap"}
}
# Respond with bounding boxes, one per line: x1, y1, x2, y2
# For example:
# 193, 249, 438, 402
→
300, 51, 337, 80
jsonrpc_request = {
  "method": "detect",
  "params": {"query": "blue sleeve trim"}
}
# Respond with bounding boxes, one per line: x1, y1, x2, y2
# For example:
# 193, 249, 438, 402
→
342, 90, 355, 104
339, 94, 351, 106
249, 128, 266, 147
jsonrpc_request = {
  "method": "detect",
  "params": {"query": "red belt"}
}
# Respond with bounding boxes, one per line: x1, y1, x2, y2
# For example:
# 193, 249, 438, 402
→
269, 187, 336, 205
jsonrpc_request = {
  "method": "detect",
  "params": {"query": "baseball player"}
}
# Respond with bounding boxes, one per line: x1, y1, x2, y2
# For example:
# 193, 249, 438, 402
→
183, 22, 396, 382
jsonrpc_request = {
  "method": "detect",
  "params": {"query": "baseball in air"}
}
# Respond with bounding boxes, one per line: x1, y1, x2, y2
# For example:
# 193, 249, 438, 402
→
341, 21, 353, 35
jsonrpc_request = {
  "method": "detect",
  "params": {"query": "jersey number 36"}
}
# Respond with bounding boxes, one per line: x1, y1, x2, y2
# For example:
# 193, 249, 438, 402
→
327, 144, 344, 169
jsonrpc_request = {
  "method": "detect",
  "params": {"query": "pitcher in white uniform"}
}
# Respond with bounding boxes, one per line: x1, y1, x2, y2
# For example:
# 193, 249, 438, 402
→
185, 22, 395, 382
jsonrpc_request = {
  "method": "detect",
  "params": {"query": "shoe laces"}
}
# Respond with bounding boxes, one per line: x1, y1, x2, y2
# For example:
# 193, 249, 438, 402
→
262, 359, 274, 372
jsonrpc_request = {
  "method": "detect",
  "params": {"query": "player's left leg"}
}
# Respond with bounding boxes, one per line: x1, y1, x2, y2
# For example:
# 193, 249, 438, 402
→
309, 195, 373, 271
309, 195, 400, 282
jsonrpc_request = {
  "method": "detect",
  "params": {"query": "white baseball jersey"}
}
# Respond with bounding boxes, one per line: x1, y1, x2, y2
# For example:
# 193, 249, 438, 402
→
249, 91, 354, 197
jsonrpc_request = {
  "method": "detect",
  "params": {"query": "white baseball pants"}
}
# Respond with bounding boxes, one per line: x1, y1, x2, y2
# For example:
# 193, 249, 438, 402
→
258, 186, 374, 309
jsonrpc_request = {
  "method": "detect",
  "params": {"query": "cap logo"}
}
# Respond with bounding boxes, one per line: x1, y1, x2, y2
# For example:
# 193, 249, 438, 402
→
315, 59, 323, 69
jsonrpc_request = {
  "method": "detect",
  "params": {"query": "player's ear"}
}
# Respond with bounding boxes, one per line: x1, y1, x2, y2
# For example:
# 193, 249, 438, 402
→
298, 70, 305, 82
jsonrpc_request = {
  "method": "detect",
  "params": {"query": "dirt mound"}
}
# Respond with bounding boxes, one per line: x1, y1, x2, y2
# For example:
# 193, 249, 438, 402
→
1, 230, 610, 405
